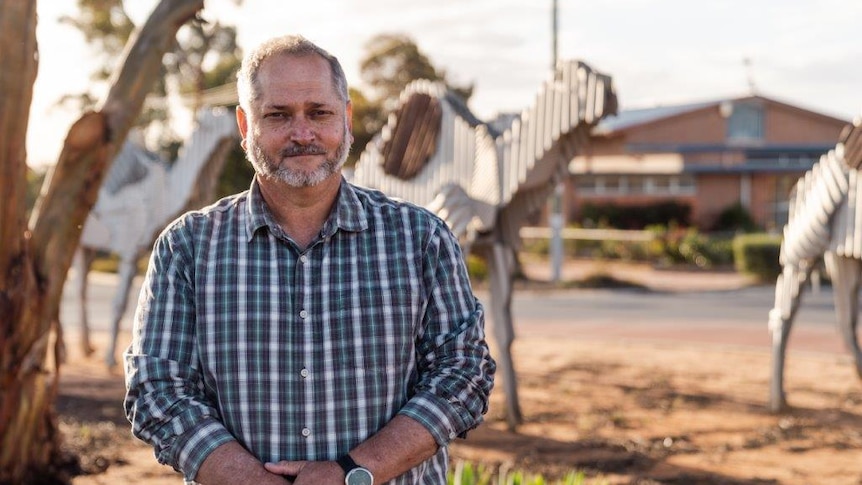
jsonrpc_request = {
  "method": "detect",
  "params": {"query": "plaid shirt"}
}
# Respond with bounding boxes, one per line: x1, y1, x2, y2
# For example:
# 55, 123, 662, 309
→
124, 178, 495, 483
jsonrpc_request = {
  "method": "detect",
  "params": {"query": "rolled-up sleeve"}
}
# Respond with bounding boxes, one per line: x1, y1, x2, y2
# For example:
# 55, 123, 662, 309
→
123, 221, 234, 481
398, 221, 496, 445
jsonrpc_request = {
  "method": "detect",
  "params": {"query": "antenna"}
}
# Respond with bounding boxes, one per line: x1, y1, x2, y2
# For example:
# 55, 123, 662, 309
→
552, 0, 558, 68
743, 57, 757, 95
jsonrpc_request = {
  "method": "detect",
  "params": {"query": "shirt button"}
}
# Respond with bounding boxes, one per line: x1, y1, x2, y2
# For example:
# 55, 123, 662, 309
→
299, 310, 308, 319
300, 368, 309, 378
299, 255, 308, 263
301, 428, 311, 437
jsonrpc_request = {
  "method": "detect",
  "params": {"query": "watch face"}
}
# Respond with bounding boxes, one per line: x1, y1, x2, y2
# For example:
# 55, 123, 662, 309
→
346, 467, 374, 485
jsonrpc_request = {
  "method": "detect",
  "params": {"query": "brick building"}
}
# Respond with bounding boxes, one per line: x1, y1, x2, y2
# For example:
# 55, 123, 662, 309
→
566, 95, 849, 231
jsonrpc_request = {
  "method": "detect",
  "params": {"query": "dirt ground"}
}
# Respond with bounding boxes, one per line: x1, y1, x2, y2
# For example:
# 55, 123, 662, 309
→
56, 261, 862, 484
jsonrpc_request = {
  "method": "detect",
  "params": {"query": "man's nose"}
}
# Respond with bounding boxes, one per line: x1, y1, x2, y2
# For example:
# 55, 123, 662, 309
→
289, 118, 315, 144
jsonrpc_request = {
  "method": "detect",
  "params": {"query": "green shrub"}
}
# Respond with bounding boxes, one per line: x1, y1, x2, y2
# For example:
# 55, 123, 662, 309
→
466, 254, 488, 283
711, 202, 759, 232
580, 201, 691, 229
642, 225, 734, 268
732, 233, 782, 281
447, 461, 601, 484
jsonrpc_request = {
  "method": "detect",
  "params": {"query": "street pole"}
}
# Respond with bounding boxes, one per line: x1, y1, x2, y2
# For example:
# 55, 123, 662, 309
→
549, 0, 564, 283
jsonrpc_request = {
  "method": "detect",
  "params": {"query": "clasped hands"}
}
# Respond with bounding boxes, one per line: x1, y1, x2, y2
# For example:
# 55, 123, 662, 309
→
265, 459, 346, 484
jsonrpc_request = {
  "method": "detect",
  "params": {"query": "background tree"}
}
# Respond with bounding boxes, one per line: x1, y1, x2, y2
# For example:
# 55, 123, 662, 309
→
347, 33, 473, 166
60, 0, 242, 159
55, 0, 250, 223
0, 1, 204, 482
347, 86, 385, 165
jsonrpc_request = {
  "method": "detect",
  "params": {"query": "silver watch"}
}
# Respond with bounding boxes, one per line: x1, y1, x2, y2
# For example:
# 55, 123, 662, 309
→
337, 453, 373, 485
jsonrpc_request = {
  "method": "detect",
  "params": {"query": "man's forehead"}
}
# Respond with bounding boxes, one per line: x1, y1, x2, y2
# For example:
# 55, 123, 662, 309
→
261, 52, 331, 78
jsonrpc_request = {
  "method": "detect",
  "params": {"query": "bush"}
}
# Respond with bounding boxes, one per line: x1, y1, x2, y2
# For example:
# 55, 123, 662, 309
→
448, 460, 601, 484
711, 203, 759, 232
580, 201, 691, 229
642, 225, 734, 268
466, 254, 488, 282
732, 233, 782, 281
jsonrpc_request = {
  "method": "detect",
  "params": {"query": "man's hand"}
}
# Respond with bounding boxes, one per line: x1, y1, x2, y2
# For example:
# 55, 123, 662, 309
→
264, 460, 344, 484
195, 441, 292, 485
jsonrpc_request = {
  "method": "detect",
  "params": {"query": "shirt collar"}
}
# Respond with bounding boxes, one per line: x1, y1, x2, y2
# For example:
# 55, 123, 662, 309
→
244, 176, 368, 242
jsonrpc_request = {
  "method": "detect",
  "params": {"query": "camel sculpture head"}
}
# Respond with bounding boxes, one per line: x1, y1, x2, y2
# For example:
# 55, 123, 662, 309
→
839, 116, 862, 170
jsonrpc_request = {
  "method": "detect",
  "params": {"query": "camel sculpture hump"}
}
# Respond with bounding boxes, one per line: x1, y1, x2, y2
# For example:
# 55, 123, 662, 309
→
79, 140, 168, 257
351, 59, 617, 242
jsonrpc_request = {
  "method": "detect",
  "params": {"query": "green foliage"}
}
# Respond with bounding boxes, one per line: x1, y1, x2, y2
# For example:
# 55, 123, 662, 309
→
216, 144, 255, 199
466, 254, 488, 283
360, 33, 445, 104
59, 0, 135, 79
520, 223, 736, 269
447, 461, 601, 485
580, 201, 691, 229
348, 87, 385, 166
732, 233, 782, 281
352, 33, 474, 159
645, 225, 734, 268
89, 252, 149, 274
166, 21, 242, 97
711, 202, 759, 232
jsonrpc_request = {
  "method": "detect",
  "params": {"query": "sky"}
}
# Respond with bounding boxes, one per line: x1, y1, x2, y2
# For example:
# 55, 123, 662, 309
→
27, 0, 862, 169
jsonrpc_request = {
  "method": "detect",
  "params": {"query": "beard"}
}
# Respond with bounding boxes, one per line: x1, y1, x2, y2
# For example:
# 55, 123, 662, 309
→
247, 124, 352, 188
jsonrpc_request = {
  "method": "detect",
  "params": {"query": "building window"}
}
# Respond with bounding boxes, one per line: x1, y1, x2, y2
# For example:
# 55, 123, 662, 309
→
727, 102, 764, 142
773, 174, 797, 229
577, 174, 695, 196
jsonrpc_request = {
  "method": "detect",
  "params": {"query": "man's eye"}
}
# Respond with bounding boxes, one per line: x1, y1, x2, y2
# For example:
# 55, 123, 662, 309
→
265, 112, 287, 119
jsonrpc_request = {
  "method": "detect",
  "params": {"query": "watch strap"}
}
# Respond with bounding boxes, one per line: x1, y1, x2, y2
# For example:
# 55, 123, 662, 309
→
336, 453, 361, 474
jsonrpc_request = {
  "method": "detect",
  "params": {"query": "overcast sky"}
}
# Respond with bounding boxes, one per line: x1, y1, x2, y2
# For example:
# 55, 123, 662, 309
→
28, 0, 862, 168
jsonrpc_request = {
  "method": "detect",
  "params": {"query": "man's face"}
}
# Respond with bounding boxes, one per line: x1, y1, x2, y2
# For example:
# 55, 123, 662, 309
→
239, 53, 352, 187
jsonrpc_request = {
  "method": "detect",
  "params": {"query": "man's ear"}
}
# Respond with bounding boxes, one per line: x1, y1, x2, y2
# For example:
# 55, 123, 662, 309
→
345, 101, 353, 133
236, 106, 249, 140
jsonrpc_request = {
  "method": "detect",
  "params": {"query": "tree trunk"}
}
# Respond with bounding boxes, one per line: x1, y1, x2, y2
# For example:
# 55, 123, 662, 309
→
0, 1, 203, 483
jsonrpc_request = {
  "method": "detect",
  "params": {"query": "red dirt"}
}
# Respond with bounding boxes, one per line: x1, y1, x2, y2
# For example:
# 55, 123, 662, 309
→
57, 261, 862, 484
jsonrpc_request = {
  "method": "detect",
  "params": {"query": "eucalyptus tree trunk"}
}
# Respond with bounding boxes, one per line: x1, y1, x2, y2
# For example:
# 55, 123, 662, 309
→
0, 1, 203, 482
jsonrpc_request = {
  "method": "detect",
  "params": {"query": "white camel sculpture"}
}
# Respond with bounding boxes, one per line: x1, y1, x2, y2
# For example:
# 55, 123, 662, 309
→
74, 107, 239, 368
351, 60, 618, 429
768, 117, 862, 412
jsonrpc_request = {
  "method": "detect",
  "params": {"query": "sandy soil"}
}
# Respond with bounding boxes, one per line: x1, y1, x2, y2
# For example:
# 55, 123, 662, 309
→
55, 262, 862, 484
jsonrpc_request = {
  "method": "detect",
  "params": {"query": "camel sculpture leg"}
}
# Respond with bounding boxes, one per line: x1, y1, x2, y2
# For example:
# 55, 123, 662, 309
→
768, 263, 813, 412
74, 247, 97, 357
824, 253, 862, 378
483, 242, 523, 430
104, 255, 140, 368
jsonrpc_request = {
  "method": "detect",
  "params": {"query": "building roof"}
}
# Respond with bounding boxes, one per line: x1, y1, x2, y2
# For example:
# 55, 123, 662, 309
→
593, 94, 849, 135
594, 100, 717, 134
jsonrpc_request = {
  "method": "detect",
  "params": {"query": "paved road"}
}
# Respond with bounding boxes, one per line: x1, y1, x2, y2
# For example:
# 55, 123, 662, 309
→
61, 271, 845, 356
488, 285, 844, 355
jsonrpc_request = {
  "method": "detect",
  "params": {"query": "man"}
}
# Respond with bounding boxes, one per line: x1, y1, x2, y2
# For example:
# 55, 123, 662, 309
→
123, 34, 495, 485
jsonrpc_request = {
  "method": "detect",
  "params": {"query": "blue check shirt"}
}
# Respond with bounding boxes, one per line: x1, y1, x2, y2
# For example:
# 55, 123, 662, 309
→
124, 178, 495, 483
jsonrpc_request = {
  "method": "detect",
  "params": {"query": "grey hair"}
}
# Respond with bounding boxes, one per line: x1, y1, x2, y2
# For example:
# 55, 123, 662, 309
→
236, 35, 349, 110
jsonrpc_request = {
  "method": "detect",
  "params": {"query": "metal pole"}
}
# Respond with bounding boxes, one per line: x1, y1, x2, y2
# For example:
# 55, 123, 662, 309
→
550, 0, 564, 283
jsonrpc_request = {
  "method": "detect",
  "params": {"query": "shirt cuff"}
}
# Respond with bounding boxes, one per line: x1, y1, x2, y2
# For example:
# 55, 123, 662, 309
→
168, 418, 237, 481
398, 390, 481, 446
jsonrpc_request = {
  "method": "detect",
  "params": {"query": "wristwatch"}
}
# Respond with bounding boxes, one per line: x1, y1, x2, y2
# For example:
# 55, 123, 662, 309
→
336, 453, 374, 485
